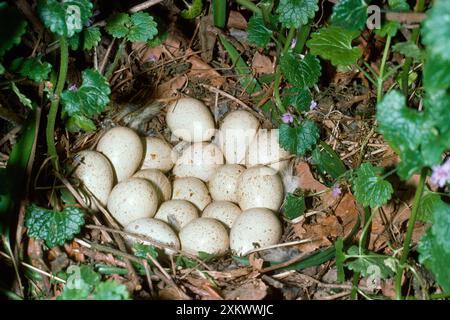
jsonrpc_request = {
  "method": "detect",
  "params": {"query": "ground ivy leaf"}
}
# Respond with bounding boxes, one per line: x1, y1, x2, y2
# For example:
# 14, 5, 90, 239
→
418, 191, 444, 223
307, 26, 362, 66
61, 69, 110, 118
424, 53, 450, 91
66, 114, 96, 132
284, 193, 306, 220
10, 57, 52, 82
392, 42, 424, 61
83, 26, 101, 50
93, 281, 130, 300
106, 12, 157, 43
0, 2, 27, 56
331, 0, 368, 31
346, 246, 396, 279
25, 204, 85, 248
37, 0, 93, 37
133, 243, 159, 260
279, 120, 320, 156
422, 0, 450, 62
276, 0, 319, 28
418, 202, 450, 293
375, 20, 399, 37
388, 0, 410, 11
280, 52, 321, 88
281, 87, 312, 112
352, 163, 394, 209
247, 14, 273, 48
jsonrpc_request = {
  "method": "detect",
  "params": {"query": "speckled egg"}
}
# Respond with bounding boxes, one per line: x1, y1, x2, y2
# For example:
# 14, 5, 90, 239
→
166, 97, 215, 142
133, 169, 172, 201
154, 200, 199, 231
141, 137, 175, 172
73, 150, 114, 210
173, 142, 224, 181
172, 177, 211, 211
202, 201, 241, 228
179, 218, 229, 256
96, 126, 143, 182
107, 178, 159, 226
230, 208, 282, 256
246, 129, 291, 171
125, 218, 180, 253
237, 165, 284, 211
208, 164, 245, 203
218, 110, 259, 164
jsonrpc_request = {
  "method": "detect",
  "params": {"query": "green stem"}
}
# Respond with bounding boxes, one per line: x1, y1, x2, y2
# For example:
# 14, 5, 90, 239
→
395, 169, 427, 300
46, 36, 69, 171
234, 0, 261, 14
212, 0, 227, 29
105, 41, 125, 79
274, 27, 296, 113
377, 34, 392, 104
293, 23, 311, 54
350, 206, 371, 300
400, 0, 426, 97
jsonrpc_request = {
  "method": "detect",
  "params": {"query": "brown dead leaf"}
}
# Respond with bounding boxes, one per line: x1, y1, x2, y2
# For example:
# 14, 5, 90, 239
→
223, 279, 267, 300
187, 53, 225, 87
159, 286, 191, 300
153, 75, 186, 98
227, 11, 247, 29
334, 193, 359, 236
248, 253, 264, 271
293, 215, 339, 253
252, 52, 274, 75
296, 162, 336, 208
132, 42, 163, 62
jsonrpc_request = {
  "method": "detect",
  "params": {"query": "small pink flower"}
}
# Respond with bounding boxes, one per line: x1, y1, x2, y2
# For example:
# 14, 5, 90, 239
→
290, 38, 297, 49
68, 84, 78, 91
309, 100, 318, 110
331, 184, 342, 198
430, 158, 450, 187
281, 112, 294, 123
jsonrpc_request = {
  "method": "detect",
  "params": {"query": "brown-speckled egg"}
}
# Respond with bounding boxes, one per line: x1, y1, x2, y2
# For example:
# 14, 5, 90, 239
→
141, 137, 175, 172
172, 177, 211, 211
154, 200, 198, 231
208, 164, 245, 203
133, 169, 172, 201
202, 201, 241, 228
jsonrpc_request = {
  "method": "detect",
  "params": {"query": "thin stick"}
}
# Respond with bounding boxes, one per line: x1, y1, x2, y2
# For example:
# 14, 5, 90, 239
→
128, 0, 164, 13
244, 239, 313, 256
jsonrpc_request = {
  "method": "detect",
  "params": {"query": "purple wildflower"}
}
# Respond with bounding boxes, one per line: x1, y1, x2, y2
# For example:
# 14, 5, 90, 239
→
430, 158, 450, 187
309, 100, 318, 111
290, 38, 297, 49
68, 84, 78, 91
281, 112, 294, 124
331, 184, 342, 198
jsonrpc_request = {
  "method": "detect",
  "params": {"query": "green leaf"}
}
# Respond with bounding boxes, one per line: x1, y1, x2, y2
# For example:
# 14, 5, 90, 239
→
279, 120, 320, 156
377, 90, 449, 179
335, 237, 345, 283
180, 0, 203, 19
25, 204, 85, 248
11, 83, 33, 109
392, 42, 424, 60
66, 114, 97, 132
418, 192, 444, 223
37, 0, 93, 37
312, 142, 347, 181
105, 12, 158, 43
176, 255, 199, 268
418, 202, 450, 293
219, 34, 262, 95
284, 193, 305, 220
388, 0, 410, 11
331, 0, 368, 31
10, 57, 52, 82
0, 2, 27, 56
247, 14, 273, 48
198, 251, 216, 262
424, 54, 450, 91
82, 26, 101, 50
133, 243, 159, 261
422, 0, 450, 62
58, 265, 100, 300
281, 87, 312, 112
307, 26, 362, 66
352, 163, 394, 209
93, 281, 130, 300
346, 246, 396, 279
276, 0, 319, 28
61, 69, 111, 118
280, 52, 321, 88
